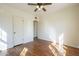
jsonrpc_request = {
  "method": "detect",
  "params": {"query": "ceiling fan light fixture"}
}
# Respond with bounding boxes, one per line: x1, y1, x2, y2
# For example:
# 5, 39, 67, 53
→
36, 6, 41, 10
36, 5, 44, 11
40, 5, 44, 9
38, 8, 41, 10
36, 5, 39, 8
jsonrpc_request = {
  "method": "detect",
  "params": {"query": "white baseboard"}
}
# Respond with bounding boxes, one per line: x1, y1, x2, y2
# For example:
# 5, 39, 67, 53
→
0, 50, 7, 56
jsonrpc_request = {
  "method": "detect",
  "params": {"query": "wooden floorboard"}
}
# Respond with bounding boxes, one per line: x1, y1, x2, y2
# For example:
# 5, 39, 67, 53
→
5, 39, 79, 56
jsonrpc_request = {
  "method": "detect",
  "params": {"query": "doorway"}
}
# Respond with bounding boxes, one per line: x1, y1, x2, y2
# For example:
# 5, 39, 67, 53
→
33, 20, 38, 40
13, 16, 24, 46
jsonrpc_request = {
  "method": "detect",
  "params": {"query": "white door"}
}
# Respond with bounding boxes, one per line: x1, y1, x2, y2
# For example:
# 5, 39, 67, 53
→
13, 16, 24, 46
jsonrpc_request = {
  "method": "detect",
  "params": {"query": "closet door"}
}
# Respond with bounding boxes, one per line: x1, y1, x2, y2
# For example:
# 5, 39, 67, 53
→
13, 16, 24, 46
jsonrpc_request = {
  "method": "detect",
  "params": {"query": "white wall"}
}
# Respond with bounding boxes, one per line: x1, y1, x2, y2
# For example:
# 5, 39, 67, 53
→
0, 13, 13, 50
38, 4, 79, 48
0, 5, 34, 50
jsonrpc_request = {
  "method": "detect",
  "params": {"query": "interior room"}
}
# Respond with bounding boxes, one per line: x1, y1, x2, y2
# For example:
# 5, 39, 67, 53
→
0, 3, 79, 56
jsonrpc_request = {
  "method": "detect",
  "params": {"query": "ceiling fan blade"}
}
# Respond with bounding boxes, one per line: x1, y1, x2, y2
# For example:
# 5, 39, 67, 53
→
42, 8, 46, 12
28, 3, 52, 5
28, 3, 37, 5
42, 3, 52, 5
34, 8, 38, 12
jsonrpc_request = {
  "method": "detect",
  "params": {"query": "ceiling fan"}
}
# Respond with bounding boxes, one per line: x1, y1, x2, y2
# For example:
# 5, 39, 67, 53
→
28, 3, 52, 12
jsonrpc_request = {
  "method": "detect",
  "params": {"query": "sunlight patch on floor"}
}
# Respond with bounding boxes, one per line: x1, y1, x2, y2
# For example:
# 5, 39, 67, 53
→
48, 45, 58, 56
20, 47, 28, 56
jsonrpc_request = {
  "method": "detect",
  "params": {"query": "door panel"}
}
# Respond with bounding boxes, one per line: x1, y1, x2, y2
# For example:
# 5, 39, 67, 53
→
13, 16, 24, 46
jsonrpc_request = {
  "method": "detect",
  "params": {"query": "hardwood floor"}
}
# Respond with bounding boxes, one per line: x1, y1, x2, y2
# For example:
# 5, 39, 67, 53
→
5, 39, 79, 56
64, 45, 79, 56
